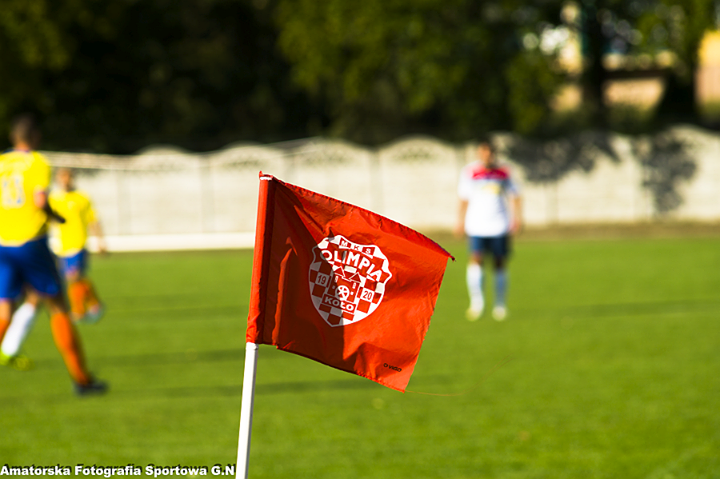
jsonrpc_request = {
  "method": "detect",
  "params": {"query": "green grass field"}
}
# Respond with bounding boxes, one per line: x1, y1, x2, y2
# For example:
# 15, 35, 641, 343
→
1, 236, 719, 478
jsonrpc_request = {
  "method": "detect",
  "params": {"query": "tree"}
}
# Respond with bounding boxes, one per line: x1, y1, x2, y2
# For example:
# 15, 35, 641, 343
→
0, 0, 715, 152
275, 0, 718, 140
0, 0, 317, 153
576, 0, 716, 128
0, 0, 81, 134
274, 0, 565, 143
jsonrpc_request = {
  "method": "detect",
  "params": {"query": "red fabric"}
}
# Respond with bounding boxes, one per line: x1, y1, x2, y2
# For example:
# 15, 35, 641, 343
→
247, 173, 453, 392
470, 165, 509, 180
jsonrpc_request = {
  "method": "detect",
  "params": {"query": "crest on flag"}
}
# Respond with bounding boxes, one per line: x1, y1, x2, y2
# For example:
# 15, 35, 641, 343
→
309, 235, 392, 327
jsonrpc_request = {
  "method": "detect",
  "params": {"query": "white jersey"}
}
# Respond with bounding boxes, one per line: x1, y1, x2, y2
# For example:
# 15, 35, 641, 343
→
458, 161, 519, 237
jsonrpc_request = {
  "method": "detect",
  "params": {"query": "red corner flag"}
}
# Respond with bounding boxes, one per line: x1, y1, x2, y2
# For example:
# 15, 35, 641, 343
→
246, 173, 454, 392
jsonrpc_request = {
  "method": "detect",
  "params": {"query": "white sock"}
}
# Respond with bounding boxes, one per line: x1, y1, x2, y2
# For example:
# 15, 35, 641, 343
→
466, 263, 484, 311
495, 270, 508, 308
1, 303, 38, 357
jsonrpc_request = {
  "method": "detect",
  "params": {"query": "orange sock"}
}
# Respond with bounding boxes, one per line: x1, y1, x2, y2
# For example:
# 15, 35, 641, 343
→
50, 313, 91, 385
68, 281, 87, 318
0, 318, 9, 344
80, 279, 101, 308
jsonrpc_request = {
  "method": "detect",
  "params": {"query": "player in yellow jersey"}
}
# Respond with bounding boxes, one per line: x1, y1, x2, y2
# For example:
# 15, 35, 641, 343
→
0, 114, 106, 394
1, 168, 107, 367
49, 167, 107, 323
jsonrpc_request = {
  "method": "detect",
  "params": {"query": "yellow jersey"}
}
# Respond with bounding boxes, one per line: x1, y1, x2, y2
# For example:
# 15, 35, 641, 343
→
0, 149, 51, 246
49, 189, 98, 257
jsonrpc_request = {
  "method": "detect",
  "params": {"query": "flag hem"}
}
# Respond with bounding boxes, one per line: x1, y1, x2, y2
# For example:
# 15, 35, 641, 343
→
271, 175, 455, 262
246, 172, 276, 343
272, 344, 409, 392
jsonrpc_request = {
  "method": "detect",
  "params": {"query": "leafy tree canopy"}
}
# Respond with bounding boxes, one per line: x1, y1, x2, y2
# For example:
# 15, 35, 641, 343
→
0, 0, 715, 152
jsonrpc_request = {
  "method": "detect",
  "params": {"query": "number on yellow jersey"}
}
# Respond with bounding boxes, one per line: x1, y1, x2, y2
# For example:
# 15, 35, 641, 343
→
1, 173, 26, 208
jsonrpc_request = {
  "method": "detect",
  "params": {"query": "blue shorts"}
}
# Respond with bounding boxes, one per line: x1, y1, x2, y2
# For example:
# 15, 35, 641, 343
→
468, 235, 511, 259
58, 249, 88, 279
0, 237, 63, 300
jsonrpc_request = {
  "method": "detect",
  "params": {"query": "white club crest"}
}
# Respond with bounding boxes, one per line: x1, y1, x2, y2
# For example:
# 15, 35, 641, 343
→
308, 235, 392, 327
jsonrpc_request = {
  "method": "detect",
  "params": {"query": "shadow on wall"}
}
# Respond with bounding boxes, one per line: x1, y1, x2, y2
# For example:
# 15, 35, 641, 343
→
502, 130, 696, 216
632, 132, 697, 215
502, 131, 620, 182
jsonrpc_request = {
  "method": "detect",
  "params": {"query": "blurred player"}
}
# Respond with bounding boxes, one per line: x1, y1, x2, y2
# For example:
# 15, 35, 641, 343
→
49, 167, 107, 323
455, 140, 522, 321
0, 113, 106, 394
0, 168, 107, 368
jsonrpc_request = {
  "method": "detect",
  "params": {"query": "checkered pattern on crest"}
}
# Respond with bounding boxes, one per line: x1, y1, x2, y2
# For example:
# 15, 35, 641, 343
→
308, 235, 392, 327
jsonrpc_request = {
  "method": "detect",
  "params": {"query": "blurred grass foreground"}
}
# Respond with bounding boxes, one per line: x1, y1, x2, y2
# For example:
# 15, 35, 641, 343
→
0, 233, 718, 478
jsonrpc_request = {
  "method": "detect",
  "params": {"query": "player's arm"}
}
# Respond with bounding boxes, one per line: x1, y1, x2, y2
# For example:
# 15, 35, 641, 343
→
85, 202, 107, 254
34, 188, 47, 209
33, 158, 66, 224
504, 173, 522, 234
455, 170, 471, 238
509, 194, 522, 234
35, 189, 66, 224
88, 220, 107, 254
454, 199, 468, 238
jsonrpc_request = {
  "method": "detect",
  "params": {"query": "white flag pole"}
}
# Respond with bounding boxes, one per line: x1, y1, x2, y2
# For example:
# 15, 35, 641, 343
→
236, 342, 259, 479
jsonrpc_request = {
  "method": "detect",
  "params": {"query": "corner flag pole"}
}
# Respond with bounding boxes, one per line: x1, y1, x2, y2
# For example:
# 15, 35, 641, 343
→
237, 173, 273, 478
236, 342, 259, 479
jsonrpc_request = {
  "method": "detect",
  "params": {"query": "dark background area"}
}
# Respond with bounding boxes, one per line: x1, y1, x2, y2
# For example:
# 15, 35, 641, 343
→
0, 0, 717, 153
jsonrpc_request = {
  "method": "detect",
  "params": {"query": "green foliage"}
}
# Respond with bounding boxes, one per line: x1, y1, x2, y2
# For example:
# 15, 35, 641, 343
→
0, 0, 716, 150
1, 238, 719, 477
0, 0, 73, 125
0, 0, 69, 69
275, 0, 564, 142
0, 0, 312, 152
505, 50, 562, 135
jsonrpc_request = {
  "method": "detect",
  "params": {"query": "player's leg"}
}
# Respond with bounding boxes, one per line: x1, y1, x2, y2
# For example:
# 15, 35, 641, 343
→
466, 237, 486, 321
61, 253, 87, 321
0, 247, 20, 347
490, 235, 511, 321
21, 238, 106, 394
81, 278, 104, 321
0, 299, 23, 373
0, 290, 41, 370
44, 294, 92, 383
77, 250, 103, 323
0, 248, 36, 369
0, 299, 11, 348
62, 250, 103, 323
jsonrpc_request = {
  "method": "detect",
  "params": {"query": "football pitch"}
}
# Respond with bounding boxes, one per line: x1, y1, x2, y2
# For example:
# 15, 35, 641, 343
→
1, 235, 718, 478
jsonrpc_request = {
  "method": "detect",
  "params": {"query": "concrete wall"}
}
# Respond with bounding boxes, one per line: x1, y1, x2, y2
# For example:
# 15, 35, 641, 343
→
43, 126, 720, 250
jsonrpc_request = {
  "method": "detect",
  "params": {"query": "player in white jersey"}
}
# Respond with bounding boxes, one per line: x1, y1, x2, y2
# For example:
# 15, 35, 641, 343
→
455, 141, 522, 321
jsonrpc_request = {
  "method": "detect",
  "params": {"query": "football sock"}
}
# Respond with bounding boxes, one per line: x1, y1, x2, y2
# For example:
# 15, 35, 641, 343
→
466, 263, 484, 311
50, 313, 91, 385
81, 279, 101, 309
0, 318, 9, 344
495, 269, 508, 307
1, 302, 37, 357
68, 281, 87, 318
